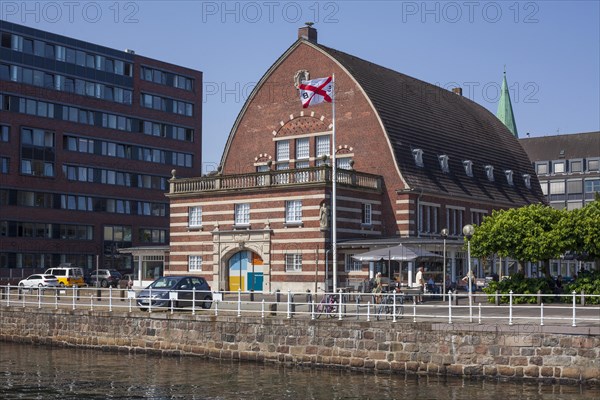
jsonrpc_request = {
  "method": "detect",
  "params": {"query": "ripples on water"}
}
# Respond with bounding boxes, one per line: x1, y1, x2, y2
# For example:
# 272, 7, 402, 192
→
1, 342, 598, 399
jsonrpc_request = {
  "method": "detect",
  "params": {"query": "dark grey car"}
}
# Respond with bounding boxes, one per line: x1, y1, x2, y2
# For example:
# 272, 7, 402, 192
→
136, 276, 213, 311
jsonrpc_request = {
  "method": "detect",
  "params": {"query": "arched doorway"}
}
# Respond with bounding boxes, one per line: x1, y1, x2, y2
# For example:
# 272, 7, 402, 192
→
228, 251, 264, 291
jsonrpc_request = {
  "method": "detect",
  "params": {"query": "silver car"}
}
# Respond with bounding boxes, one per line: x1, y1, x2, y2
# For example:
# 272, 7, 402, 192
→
18, 274, 60, 289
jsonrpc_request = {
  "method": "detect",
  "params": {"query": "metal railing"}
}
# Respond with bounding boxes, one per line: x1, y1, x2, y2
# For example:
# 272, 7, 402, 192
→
1, 285, 599, 328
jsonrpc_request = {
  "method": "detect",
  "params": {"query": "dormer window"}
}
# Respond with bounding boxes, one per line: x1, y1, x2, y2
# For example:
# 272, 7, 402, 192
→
485, 165, 494, 181
505, 170, 514, 186
439, 155, 449, 173
412, 148, 424, 167
463, 160, 473, 177
523, 174, 531, 189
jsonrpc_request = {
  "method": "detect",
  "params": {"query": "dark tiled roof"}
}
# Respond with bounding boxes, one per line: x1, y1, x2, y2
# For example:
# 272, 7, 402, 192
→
519, 132, 600, 161
317, 44, 546, 206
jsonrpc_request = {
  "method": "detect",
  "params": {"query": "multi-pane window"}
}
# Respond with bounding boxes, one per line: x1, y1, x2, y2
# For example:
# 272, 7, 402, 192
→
337, 157, 352, 170
189, 256, 202, 271
139, 229, 166, 243
285, 253, 302, 272
345, 254, 362, 272
316, 135, 330, 158
285, 200, 302, 223
235, 203, 250, 225
587, 159, 599, 172
189, 206, 202, 227
103, 225, 132, 243
362, 203, 372, 225
20, 128, 55, 177
585, 179, 600, 195
276, 140, 290, 161
549, 181, 566, 201
536, 162, 548, 174
418, 204, 439, 234
471, 210, 487, 226
296, 138, 309, 160
446, 207, 464, 236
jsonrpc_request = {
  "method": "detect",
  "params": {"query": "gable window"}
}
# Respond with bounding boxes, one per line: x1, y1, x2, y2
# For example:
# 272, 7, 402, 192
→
463, 160, 473, 177
345, 254, 362, 272
234, 203, 250, 226
362, 203, 372, 225
296, 137, 309, 160
439, 155, 449, 173
505, 170, 514, 186
189, 255, 202, 271
189, 206, 202, 228
316, 135, 330, 158
412, 148, 424, 167
485, 165, 494, 181
285, 253, 302, 272
523, 174, 531, 189
285, 200, 302, 224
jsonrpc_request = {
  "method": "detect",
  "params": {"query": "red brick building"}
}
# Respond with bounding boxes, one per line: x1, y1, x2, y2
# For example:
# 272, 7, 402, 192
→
166, 26, 544, 293
0, 21, 202, 282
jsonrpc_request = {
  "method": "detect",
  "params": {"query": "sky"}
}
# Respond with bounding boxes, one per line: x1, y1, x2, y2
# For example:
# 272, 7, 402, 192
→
2, 0, 599, 173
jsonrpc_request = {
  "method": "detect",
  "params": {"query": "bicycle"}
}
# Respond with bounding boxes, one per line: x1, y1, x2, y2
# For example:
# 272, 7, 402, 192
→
376, 291, 404, 320
315, 293, 339, 319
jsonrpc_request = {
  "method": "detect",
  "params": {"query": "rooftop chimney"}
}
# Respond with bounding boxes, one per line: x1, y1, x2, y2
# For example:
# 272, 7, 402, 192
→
452, 87, 463, 96
298, 23, 317, 43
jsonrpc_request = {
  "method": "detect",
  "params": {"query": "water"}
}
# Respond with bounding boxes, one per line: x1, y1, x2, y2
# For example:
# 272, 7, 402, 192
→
1, 342, 598, 399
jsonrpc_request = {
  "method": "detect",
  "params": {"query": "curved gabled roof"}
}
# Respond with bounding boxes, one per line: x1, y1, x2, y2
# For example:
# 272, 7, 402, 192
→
317, 44, 545, 205
220, 34, 545, 206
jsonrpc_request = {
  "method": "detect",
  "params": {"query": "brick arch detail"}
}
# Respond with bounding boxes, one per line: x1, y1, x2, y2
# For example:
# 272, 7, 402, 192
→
273, 113, 332, 137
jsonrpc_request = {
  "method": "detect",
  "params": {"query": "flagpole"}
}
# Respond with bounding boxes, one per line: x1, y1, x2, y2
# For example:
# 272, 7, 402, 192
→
331, 73, 337, 293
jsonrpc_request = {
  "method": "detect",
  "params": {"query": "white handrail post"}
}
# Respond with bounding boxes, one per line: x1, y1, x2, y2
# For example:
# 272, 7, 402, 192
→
261, 298, 265, 319
311, 300, 315, 320
192, 287, 196, 316
72, 286, 76, 310
338, 290, 343, 321
572, 291, 577, 327
128, 296, 132, 313
367, 300, 371, 322
149, 287, 152, 313
478, 303, 481, 324
540, 302, 544, 326
7, 284, 10, 307
392, 292, 397, 323
238, 289, 242, 317
38, 288, 41, 309
413, 301, 417, 323
448, 290, 453, 324
286, 290, 291, 319
55, 288, 58, 310
109, 287, 112, 312
508, 290, 513, 325
215, 298, 219, 316
90, 294, 93, 310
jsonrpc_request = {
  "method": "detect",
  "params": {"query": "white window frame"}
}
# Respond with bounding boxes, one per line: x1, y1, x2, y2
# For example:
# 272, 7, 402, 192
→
188, 255, 202, 271
345, 254, 362, 272
276, 140, 290, 161
189, 206, 202, 228
285, 253, 302, 272
285, 200, 302, 224
553, 161, 565, 174
362, 203, 372, 225
412, 148, 424, 167
505, 170, 514, 186
439, 155, 449, 173
463, 160, 473, 177
316, 135, 330, 158
485, 165, 494, 181
235, 203, 250, 226
296, 137, 309, 160
523, 174, 531, 189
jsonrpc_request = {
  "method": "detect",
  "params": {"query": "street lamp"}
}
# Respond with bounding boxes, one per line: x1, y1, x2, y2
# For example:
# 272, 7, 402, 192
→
462, 224, 475, 298
441, 228, 449, 300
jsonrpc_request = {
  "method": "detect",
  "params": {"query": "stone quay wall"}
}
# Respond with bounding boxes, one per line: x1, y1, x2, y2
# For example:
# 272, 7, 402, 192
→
0, 307, 598, 385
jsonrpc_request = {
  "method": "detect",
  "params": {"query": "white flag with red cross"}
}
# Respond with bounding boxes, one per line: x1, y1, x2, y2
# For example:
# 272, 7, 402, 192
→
299, 76, 333, 108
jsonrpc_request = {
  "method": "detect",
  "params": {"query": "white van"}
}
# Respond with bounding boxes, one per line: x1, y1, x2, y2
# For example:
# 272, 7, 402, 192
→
44, 264, 85, 287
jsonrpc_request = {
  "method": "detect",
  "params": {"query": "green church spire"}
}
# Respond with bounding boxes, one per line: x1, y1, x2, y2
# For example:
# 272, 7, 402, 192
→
496, 69, 518, 137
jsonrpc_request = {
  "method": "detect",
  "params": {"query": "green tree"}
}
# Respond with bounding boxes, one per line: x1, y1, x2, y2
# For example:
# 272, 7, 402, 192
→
555, 197, 600, 262
470, 204, 565, 276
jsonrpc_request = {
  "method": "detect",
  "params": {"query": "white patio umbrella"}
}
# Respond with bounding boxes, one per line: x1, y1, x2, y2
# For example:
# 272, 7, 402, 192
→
352, 244, 441, 262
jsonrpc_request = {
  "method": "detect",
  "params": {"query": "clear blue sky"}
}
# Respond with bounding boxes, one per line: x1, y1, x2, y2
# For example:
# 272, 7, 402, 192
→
4, 1, 599, 173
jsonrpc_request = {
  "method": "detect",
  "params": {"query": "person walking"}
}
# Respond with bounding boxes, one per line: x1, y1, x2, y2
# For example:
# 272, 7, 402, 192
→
415, 266, 425, 303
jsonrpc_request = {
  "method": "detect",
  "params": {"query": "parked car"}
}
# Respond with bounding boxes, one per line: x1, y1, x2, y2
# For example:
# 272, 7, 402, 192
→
44, 265, 85, 287
89, 269, 122, 288
18, 274, 60, 289
136, 276, 213, 311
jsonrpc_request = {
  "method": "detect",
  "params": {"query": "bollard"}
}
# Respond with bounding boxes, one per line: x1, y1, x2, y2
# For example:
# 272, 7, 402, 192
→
537, 289, 542, 305
269, 303, 277, 316
97, 288, 102, 301
495, 290, 499, 306
121, 289, 125, 301
581, 289, 585, 306
75, 285, 79, 301
250, 289, 254, 302
276, 289, 281, 302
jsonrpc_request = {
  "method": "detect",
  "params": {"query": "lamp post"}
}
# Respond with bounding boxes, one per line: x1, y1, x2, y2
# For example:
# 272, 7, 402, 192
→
441, 228, 449, 300
462, 224, 475, 299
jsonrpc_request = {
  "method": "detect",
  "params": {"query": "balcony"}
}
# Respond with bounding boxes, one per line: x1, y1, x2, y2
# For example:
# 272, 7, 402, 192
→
168, 166, 383, 196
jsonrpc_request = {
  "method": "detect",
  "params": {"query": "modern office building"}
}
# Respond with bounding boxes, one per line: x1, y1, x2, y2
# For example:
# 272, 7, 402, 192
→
0, 20, 202, 280
166, 25, 545, 293
520, 132, 600, 210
